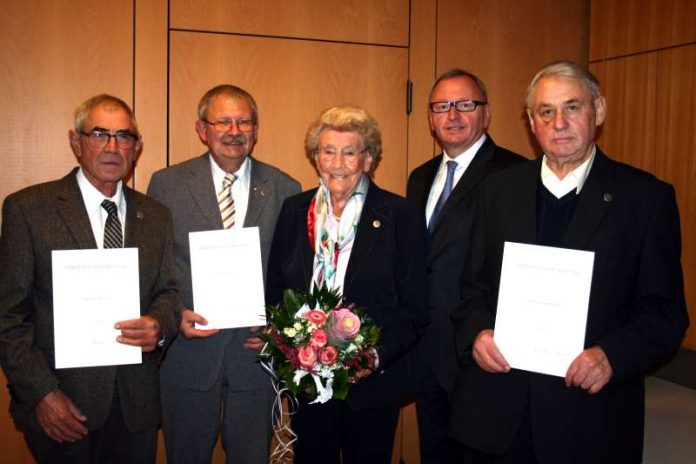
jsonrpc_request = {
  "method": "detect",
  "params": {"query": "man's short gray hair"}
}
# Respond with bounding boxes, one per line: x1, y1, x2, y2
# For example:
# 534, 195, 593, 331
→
525, 61, 601, 110
429, 69, 488, 104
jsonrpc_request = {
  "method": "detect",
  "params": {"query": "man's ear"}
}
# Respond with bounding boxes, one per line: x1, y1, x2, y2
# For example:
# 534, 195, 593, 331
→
69, 129, 81, 157
594, 96, 607, 127
195, 120, 209, 144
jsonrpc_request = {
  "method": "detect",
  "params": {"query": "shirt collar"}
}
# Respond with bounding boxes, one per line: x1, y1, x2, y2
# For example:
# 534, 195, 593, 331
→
541, 145, 596, 198
210, 153, 251, 187
443, 133, 487, 167
76, 167, 124, 210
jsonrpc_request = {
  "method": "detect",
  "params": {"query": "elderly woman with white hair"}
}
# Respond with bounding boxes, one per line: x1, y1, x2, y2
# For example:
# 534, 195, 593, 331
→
266, 106, 428, 463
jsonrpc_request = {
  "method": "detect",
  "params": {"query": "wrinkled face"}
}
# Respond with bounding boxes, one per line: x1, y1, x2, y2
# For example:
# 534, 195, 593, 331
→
428, 76, 491, 157
196, 95, 258, 169
69, 104, 140, 196
315, 130, 373, 202
527, 75, 606, 167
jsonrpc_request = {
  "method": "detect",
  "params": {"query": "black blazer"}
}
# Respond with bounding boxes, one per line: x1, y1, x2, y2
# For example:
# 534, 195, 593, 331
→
266, 180, 429, 409
406, 136, 525, 390
0, 169, 180, 433
450, 150, 689, 463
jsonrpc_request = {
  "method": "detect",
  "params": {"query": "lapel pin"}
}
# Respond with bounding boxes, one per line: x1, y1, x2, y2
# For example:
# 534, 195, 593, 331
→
603, 193, 612, 203
136, 211, 144, 219
373, 220, 381, 228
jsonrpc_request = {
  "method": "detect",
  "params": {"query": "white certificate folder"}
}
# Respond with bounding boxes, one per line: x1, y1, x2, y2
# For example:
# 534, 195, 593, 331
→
494, 242, 595, 377
52, 248, 142, 369
189, 227, 266, 329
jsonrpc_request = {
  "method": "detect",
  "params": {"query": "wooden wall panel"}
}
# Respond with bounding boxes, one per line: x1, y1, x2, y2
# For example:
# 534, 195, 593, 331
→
169, 31, 409, 194
436, 0, 589, 159
654, 45, 696, 349
590, 0, 696, 61
0, 0, 135, 219
590, 53, 658, 171
171, 0, 409, 47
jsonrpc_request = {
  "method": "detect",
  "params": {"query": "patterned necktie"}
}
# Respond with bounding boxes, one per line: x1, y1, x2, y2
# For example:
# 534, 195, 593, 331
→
218, 173, 237, 229
428, 160, 457, 234
101, 200, 123, 248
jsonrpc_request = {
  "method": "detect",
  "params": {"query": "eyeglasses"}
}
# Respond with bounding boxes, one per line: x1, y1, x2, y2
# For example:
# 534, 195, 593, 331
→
317, 146, 369, 159
80, 130, 139, 149
429, 99, 488, 113
203, 119, 256, 133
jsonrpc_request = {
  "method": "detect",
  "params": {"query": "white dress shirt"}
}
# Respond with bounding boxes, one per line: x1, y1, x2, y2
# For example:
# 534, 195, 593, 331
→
210, 154, 251, 228
541, 145, 596, 198
76, 168, 126, 248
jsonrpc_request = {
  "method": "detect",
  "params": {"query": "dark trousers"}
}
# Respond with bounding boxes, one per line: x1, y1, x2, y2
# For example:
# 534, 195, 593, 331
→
415, 358, 462, 464
292, 397, 400, 464
23, 394, 157, 464
456, 401, 539, 464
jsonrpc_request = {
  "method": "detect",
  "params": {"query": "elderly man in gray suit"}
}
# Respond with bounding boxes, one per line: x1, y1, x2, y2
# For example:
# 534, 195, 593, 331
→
148, 84, 301, 464
0, 94, 180, 463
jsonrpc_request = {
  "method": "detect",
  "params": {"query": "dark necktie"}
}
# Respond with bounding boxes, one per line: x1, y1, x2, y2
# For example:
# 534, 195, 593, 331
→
428, 160, 457, 234
101, 200, 123, 248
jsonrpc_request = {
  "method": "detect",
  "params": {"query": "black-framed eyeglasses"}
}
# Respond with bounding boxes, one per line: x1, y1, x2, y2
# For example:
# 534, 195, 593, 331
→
203, 119, 256, 133
80, 130, 139, 149
429, 99, 488, 113
317, 146, 369, 159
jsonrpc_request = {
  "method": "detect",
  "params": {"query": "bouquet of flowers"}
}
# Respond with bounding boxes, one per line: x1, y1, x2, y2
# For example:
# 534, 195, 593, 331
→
260, 284, 381, 404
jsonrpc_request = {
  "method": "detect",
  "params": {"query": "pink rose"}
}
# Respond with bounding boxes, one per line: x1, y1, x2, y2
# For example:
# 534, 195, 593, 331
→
309, 328, 328, 348
319, 346, 339, 365
297, 345, 318, 369
327, 308, 361, 343
305, 310, 327, 325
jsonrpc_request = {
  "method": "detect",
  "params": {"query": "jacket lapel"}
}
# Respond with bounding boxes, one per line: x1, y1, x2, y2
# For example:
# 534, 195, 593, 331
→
55, 170, 98, 249
186, 154, 223, 230
297, 192, 314, 289
343, 181, 387, 294
123, 187, 145, 248
563, 149, 614, 249
507, 159, 540, 244
244, 158, 271, 228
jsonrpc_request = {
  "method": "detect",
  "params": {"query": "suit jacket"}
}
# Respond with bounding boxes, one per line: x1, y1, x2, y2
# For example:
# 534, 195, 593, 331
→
147, 154, 301, 391
449, 150, 689, 463
406, 136, 525, 390
266, 181, 429, 410
0, 168, 180, 432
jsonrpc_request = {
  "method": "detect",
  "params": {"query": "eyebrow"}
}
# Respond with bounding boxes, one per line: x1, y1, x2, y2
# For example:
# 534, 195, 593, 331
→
89, 126, 136, 134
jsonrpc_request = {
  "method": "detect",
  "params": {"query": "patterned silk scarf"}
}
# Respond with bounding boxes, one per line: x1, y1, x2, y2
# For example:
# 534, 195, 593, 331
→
307, 177, 367, 290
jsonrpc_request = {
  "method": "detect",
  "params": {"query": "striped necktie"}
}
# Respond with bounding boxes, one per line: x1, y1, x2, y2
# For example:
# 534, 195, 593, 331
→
101, 200, 123, 248
218, 173, 237, 229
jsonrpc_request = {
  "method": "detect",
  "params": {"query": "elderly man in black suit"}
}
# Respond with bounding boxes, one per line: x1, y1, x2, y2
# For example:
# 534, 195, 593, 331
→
406, 69, 524, 463
0, 94, 179, 463
450, 61, 689, 463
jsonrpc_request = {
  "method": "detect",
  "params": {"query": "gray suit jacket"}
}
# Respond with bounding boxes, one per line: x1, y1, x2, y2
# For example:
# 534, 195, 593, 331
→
0, 168, 180, 432
147, 154, 301, 391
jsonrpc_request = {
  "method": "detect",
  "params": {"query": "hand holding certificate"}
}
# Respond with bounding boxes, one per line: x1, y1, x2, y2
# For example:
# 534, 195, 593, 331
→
494, 242, 595, 377
189, 227, 266, 329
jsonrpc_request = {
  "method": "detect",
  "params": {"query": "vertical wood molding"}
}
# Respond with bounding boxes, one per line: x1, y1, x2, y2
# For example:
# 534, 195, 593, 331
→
134, 0, 169, 192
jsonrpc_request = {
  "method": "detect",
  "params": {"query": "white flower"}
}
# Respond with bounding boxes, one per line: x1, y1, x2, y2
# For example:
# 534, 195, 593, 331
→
295, 304, 311, 319
293, 322, 303, 331
345, 343, 357, 353
283, 327, 297, 337
355, 334, 364, 344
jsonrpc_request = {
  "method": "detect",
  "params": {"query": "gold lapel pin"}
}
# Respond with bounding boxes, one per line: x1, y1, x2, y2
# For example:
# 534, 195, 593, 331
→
373, 220, 381, 228
136, 211, 144, 219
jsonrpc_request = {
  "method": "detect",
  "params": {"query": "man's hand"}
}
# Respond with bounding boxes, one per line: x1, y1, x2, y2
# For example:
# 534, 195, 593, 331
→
36, 390, 88, 443
243, 326, 266, 350
115, 315, 161, 352
565, 346, 613, 394
179, 309, 220, 339
472, 329, 510, 373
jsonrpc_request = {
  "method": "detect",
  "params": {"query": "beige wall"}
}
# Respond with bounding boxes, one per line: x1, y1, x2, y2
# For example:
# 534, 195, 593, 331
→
16, 0, 696, 462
